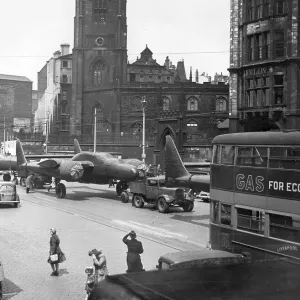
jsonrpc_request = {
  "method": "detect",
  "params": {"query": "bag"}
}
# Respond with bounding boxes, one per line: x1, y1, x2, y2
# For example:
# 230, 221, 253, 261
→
50, 254, 58, 262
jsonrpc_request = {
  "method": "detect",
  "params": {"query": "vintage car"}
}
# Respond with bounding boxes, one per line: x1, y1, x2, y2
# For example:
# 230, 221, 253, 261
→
122, 175, 194, 213
197, 191, 210, 202
0, 258, 4, 300
156, 249, 251, 270
0, 181, 20, 208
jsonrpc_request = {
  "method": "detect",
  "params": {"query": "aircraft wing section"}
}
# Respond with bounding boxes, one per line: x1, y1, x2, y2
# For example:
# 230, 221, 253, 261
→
38, 159, 62, 169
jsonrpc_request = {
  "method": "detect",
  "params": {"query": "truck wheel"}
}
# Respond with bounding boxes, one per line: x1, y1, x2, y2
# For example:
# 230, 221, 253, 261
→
56, 183, 66, 199
133, 194, 145, 208
157, 197, 169, 213
34, 178, 44, 189
20, 177, 26, 187
183, 201, 194, 212
121, 191, 129, 203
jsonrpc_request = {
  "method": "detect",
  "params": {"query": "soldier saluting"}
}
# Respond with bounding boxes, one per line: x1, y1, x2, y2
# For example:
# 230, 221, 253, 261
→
122, 231, 145, 273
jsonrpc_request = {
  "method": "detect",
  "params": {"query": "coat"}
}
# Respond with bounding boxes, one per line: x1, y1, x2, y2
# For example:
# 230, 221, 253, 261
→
48, 234, 65, 264
25, 175, 34, 189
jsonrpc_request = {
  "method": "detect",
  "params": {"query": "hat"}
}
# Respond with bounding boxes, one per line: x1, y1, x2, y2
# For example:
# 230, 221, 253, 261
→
129, 230, 136, 237
88, 249, 102, 256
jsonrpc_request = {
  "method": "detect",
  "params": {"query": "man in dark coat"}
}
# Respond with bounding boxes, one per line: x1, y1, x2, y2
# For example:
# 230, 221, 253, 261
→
122, 231, 144, 273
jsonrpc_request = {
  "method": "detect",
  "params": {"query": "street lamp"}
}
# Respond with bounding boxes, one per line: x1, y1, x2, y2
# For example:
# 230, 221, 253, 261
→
141, 96, 147, 162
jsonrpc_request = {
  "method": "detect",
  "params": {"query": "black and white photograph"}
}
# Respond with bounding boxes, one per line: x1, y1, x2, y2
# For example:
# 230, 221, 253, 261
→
0, 0, 299, 299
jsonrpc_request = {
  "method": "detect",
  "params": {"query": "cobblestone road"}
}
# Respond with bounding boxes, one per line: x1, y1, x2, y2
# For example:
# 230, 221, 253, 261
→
0, 181, 210, 299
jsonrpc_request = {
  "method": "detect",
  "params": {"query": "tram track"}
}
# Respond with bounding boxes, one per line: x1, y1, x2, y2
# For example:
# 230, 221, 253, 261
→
21, 193, 205, 252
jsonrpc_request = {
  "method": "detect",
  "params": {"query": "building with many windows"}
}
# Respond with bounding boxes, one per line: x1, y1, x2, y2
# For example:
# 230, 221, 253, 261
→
229, 0, 299, 132
64, 0, 230, 167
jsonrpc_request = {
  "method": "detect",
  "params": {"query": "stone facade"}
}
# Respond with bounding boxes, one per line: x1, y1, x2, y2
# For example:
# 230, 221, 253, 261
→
67, 0, 230, 166
229, 0, 300, 132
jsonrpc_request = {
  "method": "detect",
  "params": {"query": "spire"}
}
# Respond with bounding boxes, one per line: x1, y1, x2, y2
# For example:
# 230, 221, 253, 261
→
195, 69, 199, 83
189, 67, 192, 82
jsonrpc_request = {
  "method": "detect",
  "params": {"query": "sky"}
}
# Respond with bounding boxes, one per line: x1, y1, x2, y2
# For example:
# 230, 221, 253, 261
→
0, 0, 230, 90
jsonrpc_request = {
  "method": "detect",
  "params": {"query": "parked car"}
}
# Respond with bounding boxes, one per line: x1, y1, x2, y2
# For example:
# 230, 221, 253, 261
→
122, 175, 194, 213
0, 181, 20, 208
0, 258, 4, 300
197, 191, 210, 202
156, 249, 251, 270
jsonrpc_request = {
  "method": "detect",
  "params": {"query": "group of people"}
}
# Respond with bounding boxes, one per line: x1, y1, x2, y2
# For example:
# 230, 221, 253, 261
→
47, 228, 144, 279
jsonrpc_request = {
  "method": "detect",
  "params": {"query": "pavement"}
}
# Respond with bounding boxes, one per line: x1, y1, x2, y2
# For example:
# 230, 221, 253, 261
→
0, 181, 210, 299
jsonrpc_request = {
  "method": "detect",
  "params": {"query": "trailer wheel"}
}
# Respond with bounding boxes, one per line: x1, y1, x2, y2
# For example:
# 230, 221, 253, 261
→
20, 177, 26, 187
56, 183, 66, 199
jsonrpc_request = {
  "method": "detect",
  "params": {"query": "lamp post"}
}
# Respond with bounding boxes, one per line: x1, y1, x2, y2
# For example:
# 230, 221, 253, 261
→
141, 96, 147, 162
45, 109, 50, 154
94, 107, 97, 153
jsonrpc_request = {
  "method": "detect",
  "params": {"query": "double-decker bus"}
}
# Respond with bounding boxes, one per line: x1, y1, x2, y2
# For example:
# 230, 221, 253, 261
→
210, 131, 300, 261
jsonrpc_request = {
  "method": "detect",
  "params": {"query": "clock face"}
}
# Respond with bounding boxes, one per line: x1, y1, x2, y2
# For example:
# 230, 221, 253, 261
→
95, 37, 105, 47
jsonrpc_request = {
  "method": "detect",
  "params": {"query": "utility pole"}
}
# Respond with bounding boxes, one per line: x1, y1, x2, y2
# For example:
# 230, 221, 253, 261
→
141, 96, 147, 162
94, 107, 97, 153
45, 110, 50, 154
3, 116, 6, 154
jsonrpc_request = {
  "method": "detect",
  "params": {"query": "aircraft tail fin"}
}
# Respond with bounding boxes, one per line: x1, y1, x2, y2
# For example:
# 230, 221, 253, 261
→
74, 139, 82, 154
165, 136, 190, 179
16, 139, 27, 166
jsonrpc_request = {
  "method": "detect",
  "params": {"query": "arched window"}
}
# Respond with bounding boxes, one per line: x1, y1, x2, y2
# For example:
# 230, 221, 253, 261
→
187, 97, 198, 111
187, 120, 198, 133
93, 60, 106, 85
163, 97, 171, 111
216, 97, 227, 112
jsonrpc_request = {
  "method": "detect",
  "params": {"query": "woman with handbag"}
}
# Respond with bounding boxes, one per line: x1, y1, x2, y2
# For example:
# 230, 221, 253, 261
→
47, 228, 66, 276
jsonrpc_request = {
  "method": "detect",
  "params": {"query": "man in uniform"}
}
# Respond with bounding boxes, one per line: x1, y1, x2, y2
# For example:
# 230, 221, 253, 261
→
122, 231, 144, 273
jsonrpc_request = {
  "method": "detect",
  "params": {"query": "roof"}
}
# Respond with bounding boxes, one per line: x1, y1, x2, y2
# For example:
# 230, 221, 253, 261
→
0, 74, 32, 83
90, 258, 300, 300
212, 131, 300, 146
158, 249, 244, 266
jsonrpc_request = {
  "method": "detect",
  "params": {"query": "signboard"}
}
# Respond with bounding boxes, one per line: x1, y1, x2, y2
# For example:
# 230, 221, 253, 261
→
13, 118, 31, 133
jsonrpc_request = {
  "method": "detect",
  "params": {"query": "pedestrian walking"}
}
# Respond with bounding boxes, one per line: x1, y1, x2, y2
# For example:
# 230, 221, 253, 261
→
122, 231, 145, 273
108, 179, 115, 188
25, 174, 34, 193
89, 249, 109, 283
47, 228, 66, 276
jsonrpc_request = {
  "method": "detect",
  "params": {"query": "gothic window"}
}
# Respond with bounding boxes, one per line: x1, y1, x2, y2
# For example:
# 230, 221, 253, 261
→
187, 97, 198, 111
162, 97, 171, 111
187, 120, 198, 133
93, 0, 107, 23
93, 60, 106, 85
61, 103, 67, 114
216, 97, 227, 112
61, 119, 67, 131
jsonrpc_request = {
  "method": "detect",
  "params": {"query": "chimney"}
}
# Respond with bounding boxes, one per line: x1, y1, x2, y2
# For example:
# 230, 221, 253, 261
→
53, 50, 61, 58
195, 69, 199, 83
189, 67, 192, 82
164, 56, 170, 69
60, 43, 70, 56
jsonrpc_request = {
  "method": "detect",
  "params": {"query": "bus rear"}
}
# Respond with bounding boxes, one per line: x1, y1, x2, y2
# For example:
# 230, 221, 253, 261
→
209, 131, 300, 261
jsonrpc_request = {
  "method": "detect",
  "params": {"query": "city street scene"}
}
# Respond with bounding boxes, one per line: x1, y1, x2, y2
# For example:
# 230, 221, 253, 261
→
1, 0, 300, 299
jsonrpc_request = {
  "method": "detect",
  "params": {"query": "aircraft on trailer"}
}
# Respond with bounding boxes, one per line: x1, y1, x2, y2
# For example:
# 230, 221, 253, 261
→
16, 139, 141, 198
73, 139, 148, 195
164, 135, 210, 193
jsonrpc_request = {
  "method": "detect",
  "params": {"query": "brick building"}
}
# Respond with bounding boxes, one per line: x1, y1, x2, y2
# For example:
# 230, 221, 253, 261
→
0, 74, 33, 142
229, 0, 299, 133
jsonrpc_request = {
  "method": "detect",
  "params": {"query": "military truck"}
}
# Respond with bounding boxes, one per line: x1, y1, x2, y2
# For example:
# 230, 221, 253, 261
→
121, 175, 194, 213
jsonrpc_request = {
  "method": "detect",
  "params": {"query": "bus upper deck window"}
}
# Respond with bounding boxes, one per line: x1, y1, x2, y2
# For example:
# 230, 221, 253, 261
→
220, 146, 235, 165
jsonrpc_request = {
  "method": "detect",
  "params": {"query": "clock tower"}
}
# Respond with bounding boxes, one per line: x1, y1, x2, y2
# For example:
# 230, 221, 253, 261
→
71, 0, 128, 136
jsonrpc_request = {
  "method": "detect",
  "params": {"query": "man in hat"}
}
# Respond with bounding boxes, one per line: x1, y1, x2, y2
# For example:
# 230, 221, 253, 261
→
122, 231, 144, 273
88, 248, 109, 283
